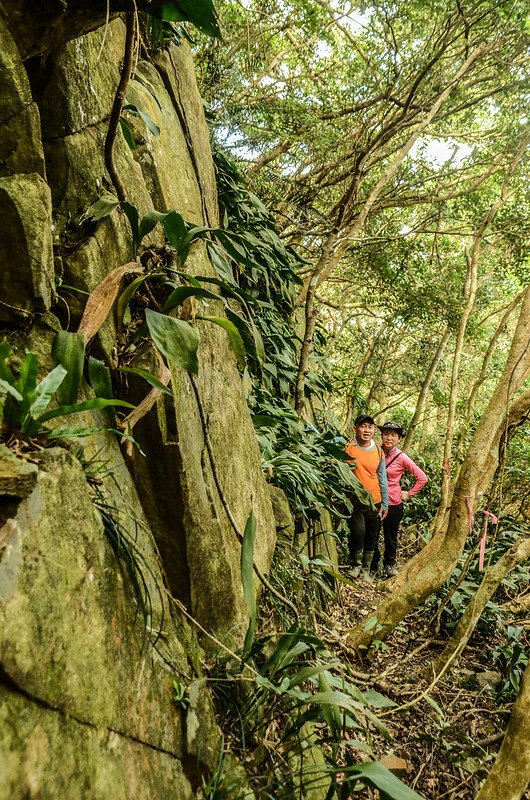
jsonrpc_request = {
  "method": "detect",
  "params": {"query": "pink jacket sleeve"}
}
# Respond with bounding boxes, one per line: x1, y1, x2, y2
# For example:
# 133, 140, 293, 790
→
401, 454, 428, 497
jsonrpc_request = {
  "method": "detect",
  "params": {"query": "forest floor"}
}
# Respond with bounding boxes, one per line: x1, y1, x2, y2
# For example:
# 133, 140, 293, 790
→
325, 532, 530, 800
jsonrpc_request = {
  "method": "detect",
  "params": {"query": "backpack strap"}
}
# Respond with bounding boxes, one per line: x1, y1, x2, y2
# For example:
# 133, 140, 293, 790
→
385, 451, 402, 470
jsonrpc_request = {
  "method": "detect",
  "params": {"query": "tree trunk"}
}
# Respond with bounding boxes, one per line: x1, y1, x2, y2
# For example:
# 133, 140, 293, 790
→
345, 283, 530, 651
461, 290, 525, 438
433, 133, 529, 535
432, 535, 530, 677
403, 327, 450, 450
474, 659, 530, 800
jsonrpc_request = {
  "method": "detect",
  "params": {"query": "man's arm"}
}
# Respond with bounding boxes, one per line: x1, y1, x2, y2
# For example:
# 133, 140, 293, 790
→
377, 456, 389, 514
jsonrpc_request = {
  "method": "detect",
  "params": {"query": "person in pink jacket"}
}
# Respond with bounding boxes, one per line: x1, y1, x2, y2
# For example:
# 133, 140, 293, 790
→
371, 421, 428, 577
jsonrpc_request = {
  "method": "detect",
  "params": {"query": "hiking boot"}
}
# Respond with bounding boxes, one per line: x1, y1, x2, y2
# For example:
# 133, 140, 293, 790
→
384, 564, 398, 577
361, 550, 375, 581
349, 549, 363, 578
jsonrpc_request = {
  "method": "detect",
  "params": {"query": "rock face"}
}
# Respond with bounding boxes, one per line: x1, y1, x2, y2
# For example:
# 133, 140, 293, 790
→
0, 17, 54, 322
0, 447, 219, 799
0, 12, 276, 798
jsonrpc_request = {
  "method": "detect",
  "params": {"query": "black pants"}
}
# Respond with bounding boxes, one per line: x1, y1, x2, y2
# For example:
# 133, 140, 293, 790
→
347, 504, 381, 559
371, 503, 403, 571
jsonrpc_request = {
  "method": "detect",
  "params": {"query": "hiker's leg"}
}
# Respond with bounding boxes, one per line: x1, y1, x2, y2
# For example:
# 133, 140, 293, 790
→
383, 503, 403, 568
347, 508, 366, 562
365, 507, 382, 574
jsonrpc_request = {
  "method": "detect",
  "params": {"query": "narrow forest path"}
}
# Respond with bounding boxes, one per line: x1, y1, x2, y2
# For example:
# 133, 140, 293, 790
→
323, 560, 516, 799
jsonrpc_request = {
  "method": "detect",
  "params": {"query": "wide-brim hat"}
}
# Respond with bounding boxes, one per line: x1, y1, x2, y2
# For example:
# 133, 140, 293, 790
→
378, 421, 406, 437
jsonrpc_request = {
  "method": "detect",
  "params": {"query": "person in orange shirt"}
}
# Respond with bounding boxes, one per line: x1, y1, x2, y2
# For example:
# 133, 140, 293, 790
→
345, 415, 388, 580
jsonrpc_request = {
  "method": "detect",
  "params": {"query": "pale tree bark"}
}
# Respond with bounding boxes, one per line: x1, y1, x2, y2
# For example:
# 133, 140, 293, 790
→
402, 327, 450, 450
435, 241, 480, 531
345, 283, 530, 651
431, 534, 530, 677
474, 659, 530, 800
433, 133, 529, 536
293, 43, 489, 411
455, 290, 525, 458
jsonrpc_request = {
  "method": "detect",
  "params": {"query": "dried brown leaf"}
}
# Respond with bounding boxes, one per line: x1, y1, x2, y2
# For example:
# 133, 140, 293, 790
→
78, 262, 143, 344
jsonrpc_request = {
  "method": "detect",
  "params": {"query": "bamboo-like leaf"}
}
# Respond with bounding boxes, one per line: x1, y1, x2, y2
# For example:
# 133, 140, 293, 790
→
77, 263, 143, 344
52, 331, 85, 405
241, 509, 257, 656
349, 761, 426, 799
119, 366, 173, 395
198, 315, 246, 370
35, 397, 135, 427
145, 309, 199, 374
226, 307, 265, 364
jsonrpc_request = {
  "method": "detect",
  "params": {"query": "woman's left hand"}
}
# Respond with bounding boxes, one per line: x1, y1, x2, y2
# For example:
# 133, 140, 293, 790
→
401, 491, 410, 502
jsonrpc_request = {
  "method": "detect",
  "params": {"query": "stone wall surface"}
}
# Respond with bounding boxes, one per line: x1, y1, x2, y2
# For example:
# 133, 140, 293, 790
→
0, 11, 276, 799
0, 447, 221, 799
0, 17, 54, 322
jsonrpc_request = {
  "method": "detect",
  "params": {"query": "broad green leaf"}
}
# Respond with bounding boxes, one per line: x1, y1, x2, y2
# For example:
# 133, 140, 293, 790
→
52, 331, 85, 405
88, 357, 113, 400
18, 352, 39, 400
28, 365, 67, 420
119, 117, 136, 151
194, 274, 261, 305
119, 366, 172, 395
121, 201, 140, 251
151, 0, 221, 38
176, 225, 212, 264
162, 211, 188, 251
350, 761, 426, 799
145, 308, 199, 374
0, 378, 22, 401
138, 209, 169, 243
117, 274, 150, 325
81, 195, 120, 223
207, 241, 237, 284
197, 315, 246, 370
123, 104, 160, 137
241, 509, 257, 655
162, 285, 221, 314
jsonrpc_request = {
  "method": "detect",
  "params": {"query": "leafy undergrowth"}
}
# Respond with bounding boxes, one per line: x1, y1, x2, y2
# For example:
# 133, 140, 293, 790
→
322, 537, 530, 800
208, 516, 530, 800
